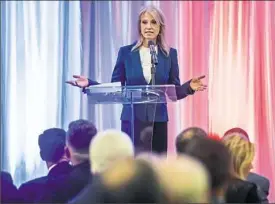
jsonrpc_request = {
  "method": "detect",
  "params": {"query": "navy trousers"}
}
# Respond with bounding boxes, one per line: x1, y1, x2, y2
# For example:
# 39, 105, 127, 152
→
121, 120, 168, 154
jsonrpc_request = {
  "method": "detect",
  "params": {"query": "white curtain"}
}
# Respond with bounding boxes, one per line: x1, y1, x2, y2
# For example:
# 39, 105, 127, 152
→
1, 1, 82, 186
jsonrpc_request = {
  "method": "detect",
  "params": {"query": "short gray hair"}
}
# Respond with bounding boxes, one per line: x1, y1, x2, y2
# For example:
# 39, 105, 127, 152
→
89, 129, 134, 173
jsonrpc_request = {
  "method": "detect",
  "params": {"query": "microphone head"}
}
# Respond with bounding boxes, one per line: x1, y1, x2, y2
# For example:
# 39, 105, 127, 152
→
148, 40, 155, 47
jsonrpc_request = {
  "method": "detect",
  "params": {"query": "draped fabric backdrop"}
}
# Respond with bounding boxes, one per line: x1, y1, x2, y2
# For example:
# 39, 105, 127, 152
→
1, 1, 83, 184
1, 1, 275, 201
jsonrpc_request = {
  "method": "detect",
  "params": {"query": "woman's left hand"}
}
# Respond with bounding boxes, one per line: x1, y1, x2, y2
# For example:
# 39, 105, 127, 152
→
190, 75, 207, 91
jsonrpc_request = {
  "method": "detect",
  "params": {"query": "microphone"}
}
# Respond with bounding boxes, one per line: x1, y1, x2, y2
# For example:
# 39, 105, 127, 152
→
148, 40, 157, 85
148, 40, 158, 65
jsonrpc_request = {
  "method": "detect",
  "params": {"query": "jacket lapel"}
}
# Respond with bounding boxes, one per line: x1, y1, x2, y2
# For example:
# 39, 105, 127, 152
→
130, 50, 148, 85
149, 48, 169, 85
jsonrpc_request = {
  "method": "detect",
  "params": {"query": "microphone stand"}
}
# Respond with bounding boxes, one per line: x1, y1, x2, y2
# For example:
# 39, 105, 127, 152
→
150, 50, 158, 86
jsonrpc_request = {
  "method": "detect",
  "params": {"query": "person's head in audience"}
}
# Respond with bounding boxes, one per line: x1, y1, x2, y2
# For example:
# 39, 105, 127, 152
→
38, 128, 67, 169
184, 137, 231, 201
175, 127, 207, 153
155, 155, 210, 203
223, 127, 250, 141
66, 119, 97, 166
89, 129, 134, 174
93, 158, 162, 203
222, 135, 255, 179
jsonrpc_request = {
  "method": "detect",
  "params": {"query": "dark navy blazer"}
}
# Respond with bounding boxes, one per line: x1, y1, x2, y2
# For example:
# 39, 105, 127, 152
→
88, 43, 194, 122
247, 172, 270, 203
18, 161, 72, 203
1, 171, 19, 203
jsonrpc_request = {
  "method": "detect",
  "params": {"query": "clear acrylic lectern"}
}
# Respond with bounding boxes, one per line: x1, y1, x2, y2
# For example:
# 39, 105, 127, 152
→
84, 83, 177, 152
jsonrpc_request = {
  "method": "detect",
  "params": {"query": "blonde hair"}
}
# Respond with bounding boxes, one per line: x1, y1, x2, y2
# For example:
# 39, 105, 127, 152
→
131, 5, 170, 56
223, 135, 255, 179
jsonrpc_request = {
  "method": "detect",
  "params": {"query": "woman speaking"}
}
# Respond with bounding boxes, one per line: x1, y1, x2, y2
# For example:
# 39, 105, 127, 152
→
66, 5, 207, 154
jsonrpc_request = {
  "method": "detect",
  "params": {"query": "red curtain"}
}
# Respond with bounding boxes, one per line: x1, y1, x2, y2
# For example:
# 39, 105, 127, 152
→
164, 1, 275, 201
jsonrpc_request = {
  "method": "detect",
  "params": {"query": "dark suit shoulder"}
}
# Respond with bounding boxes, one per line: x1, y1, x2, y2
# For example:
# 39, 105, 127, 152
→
228, 177, 256, 190
226, 178, 260, 203
169, 47, 177, 57
170, 47, 177, 52
19, 162, 71, 189
18, 163, 72, 203
247, 172, 270, 193
1, 171, 13, 183
119, 43, 136, 52
247, 172, 269, 202
38, 161, 91, 203
1, 171, 19, 203
248, 172, 269, 185
19, 176, 47, 189
18, 176, 47, 202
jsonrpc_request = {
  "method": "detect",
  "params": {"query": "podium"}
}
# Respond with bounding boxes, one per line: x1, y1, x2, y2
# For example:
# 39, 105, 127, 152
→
84, 83, 177, 152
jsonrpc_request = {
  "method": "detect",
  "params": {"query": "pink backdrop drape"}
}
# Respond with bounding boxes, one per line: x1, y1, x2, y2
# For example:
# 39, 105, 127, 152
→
164, 1, 275, 201
81, 1, 274, 201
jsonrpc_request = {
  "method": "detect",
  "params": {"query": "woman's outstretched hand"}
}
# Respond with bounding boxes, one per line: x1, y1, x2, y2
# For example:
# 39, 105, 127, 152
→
65, 75, 89, 88
190, 75, 207, 92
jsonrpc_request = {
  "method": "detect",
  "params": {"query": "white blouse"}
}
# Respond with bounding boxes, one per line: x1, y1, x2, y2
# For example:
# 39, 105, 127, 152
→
139, 45, 158, 84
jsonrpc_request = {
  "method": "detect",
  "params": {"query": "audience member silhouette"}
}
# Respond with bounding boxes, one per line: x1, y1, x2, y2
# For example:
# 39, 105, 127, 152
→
88, 159, 162, 203
1, 171, 19, 203
223, 134, 260, 203
17, 128, 72, 203
175, 127, 207, 153
183, 137, 231, 204
69, 129, 135, 204
223, 127, 270, 203
37, 120, 97, 203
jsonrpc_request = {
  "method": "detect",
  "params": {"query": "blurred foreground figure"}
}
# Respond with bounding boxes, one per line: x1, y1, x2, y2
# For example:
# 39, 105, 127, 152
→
156, 155, 210, 203
90, 159, 162, 203
69, 129, 135, 204
89, 129, 134, 173
183, 136, 231, 204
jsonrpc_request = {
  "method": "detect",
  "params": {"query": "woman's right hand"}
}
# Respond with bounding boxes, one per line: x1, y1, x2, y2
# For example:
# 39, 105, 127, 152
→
65, 75, 89, 88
